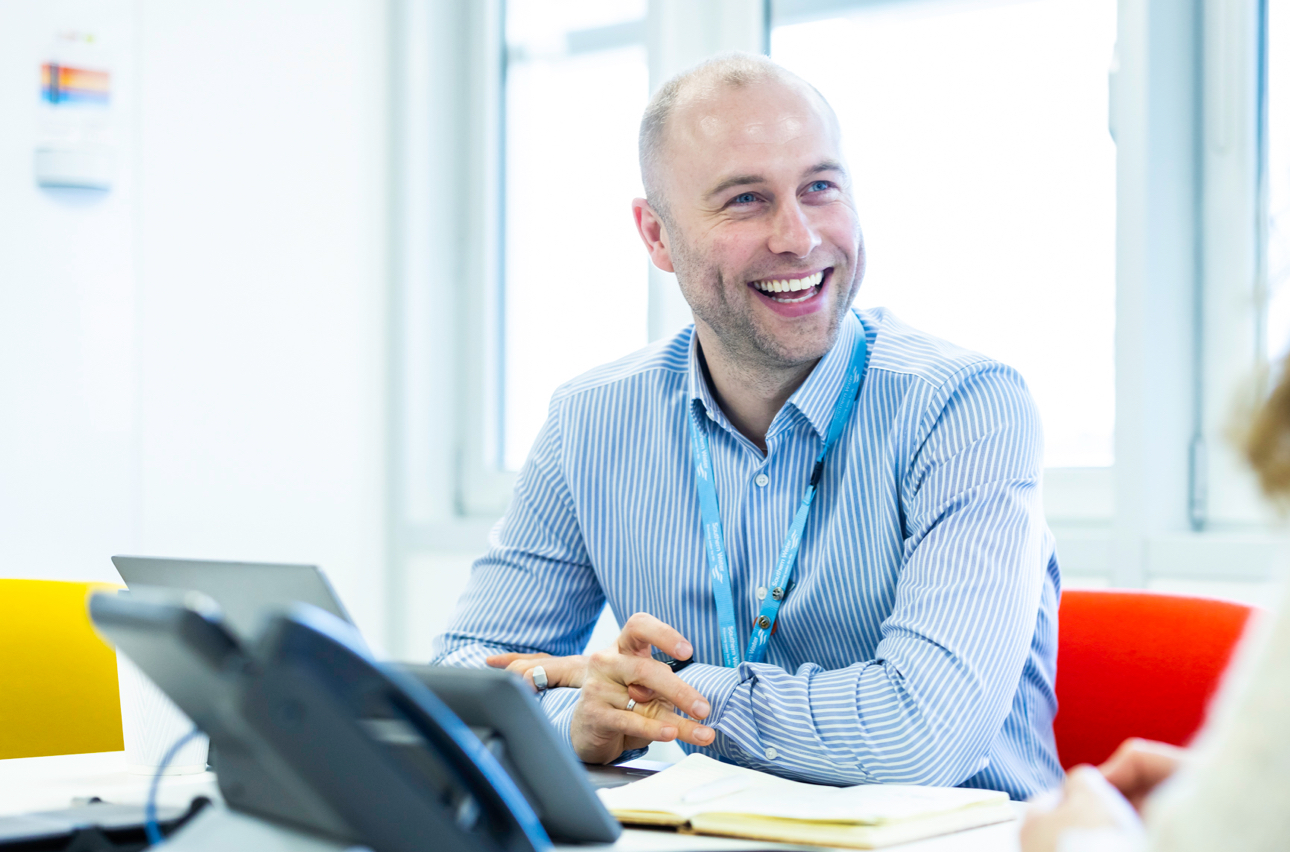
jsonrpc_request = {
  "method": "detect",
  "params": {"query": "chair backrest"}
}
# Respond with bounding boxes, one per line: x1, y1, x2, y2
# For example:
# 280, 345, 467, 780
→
1054, 588, 1254, 769
0, 579, 125, 759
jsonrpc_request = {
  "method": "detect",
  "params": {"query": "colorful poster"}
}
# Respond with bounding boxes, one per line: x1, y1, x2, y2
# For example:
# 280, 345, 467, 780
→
41, 62, 111, 106
35, 29, 115, 190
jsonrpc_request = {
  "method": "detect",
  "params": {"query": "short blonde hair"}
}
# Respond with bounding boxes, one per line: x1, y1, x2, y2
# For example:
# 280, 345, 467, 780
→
638, 52, 835, 222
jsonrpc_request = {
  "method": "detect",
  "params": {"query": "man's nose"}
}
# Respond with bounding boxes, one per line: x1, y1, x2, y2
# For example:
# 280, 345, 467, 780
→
767, 199, 821, 258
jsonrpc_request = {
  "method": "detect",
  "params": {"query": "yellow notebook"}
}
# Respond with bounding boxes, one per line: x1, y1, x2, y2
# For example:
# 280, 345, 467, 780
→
597, 754, 1015, 849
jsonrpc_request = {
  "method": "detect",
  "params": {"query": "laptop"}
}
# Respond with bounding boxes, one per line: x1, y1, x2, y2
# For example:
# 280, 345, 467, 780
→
111, 555, 355, 644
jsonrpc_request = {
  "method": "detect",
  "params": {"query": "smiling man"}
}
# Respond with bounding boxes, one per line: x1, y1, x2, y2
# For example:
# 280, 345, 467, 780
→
433, 53, 1062, 800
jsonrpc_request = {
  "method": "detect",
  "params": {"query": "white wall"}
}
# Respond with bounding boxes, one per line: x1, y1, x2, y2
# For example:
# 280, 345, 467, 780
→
0, 0, 391, 649
0, 0, 139, 584
134, 0, 390, 647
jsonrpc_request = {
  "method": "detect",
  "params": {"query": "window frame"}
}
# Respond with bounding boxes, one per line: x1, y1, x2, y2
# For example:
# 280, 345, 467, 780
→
455, 3, 653, 514
386, 0, 1289, 659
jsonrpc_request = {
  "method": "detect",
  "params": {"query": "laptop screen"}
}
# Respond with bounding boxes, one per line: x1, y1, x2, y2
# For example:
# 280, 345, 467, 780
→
111, 556, 355, 643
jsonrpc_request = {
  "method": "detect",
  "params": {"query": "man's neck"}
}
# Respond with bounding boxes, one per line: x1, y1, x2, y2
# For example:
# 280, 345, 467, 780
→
695, 326, 819, 453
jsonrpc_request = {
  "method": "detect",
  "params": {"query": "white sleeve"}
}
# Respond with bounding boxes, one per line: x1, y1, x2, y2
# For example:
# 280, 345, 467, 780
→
1144, 581, 1290, 852
1056, 828, 1146, 852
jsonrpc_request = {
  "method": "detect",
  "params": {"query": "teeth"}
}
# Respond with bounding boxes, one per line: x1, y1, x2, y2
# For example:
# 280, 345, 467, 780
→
752, 270, 824, 297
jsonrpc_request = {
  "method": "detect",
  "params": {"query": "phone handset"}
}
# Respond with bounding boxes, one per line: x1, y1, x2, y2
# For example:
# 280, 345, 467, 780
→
242, 606, 553, 852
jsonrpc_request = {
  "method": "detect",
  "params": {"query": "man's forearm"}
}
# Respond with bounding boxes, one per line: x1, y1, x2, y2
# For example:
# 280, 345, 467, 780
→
678, 650, 1019, 787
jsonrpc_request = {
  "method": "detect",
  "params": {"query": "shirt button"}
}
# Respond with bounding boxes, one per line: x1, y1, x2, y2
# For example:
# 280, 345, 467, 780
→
754, 473, 769, 487
765, 747, 778, 760
756, 586, 766, 600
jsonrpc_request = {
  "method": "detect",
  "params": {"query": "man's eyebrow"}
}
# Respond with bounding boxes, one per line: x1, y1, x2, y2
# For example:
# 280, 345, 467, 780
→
805, 160, 847, 178
705, 174, 766, 200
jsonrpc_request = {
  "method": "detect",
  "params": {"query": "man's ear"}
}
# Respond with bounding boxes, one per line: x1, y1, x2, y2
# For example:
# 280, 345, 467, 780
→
632, 198, 675, 273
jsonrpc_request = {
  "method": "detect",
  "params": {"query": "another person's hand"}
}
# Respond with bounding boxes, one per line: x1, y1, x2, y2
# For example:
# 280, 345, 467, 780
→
1097, 737, 1185, 812
571, 612, 716, 764
1020, 765, 1144, 852
486, 651, 589, 692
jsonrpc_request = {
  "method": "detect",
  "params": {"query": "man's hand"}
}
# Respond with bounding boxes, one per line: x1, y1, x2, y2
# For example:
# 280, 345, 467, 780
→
572, 612, 716, 764
1097, 737, 1185, 812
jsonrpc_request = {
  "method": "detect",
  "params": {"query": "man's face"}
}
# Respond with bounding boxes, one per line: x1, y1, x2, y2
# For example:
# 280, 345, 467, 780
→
652, 79, 864, 369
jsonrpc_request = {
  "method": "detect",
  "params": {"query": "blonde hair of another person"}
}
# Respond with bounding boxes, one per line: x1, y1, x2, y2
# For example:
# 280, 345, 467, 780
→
1243, 362, 1290, 501
1138, 362, 1290, 850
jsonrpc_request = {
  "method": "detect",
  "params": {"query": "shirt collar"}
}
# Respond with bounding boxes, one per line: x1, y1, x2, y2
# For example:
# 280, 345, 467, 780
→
687, 330, 732, 434
687, 310, 864, 442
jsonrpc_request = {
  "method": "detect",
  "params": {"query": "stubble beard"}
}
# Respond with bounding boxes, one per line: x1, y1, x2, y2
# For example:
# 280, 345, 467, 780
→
670, 232, 858, 373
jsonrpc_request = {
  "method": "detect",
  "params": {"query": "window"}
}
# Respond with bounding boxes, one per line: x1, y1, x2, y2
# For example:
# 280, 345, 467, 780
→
1267, 0, 1290, 361
772, 0, 1118, 468
500, 1, 650, 470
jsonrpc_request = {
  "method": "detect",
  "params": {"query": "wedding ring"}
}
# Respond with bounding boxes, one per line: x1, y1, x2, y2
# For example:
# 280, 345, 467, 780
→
531, 665, 548, 691
624, 698, 637, 712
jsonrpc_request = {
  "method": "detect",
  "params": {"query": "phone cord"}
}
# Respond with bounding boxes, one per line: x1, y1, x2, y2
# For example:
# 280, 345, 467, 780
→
144, 727, 203, 846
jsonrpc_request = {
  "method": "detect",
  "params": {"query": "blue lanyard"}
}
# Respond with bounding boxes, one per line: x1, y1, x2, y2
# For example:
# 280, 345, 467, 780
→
687, 334, 869, 667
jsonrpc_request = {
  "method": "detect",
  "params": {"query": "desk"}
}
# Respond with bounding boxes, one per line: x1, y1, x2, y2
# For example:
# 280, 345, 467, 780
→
0, 753, 1024, 852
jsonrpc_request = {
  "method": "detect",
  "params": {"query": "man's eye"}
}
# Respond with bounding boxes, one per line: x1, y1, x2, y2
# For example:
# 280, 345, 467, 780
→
808, 180, 833, 193
731, 192, 758, 205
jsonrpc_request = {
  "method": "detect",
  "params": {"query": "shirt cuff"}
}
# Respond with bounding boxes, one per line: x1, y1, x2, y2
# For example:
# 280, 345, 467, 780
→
537, 686, 581, 747
430, 641, 507, 668
676, 663, 742, 728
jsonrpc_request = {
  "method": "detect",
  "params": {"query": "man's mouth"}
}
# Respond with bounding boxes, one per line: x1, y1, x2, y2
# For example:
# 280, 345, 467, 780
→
748, 270, 826, 304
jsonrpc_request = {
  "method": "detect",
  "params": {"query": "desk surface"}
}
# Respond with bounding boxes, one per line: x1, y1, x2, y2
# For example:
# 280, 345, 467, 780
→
0, 752, 1024, 852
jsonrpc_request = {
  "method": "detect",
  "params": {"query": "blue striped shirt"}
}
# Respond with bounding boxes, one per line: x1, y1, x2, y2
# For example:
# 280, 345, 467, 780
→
433, 308, 1062, 799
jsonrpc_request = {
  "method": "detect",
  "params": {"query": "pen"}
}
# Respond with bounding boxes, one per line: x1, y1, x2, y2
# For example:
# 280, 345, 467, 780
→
665, 658, 694, 673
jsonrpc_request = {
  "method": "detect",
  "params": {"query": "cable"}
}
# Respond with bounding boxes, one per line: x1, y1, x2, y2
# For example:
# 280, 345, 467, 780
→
144, 727, 203, 846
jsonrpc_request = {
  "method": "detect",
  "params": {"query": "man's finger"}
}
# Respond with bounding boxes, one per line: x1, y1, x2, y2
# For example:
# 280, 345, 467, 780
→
599, 707, 684, 744
618, 612, 693, 661
591, 651, 711, 720
632, 702, 715, 747
486, 652, 550, 669
627, 683, 657, 704
509, 655, 588, 691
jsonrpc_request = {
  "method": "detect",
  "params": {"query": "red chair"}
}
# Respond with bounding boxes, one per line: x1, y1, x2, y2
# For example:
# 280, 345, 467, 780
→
1053, 589, 1255, 769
